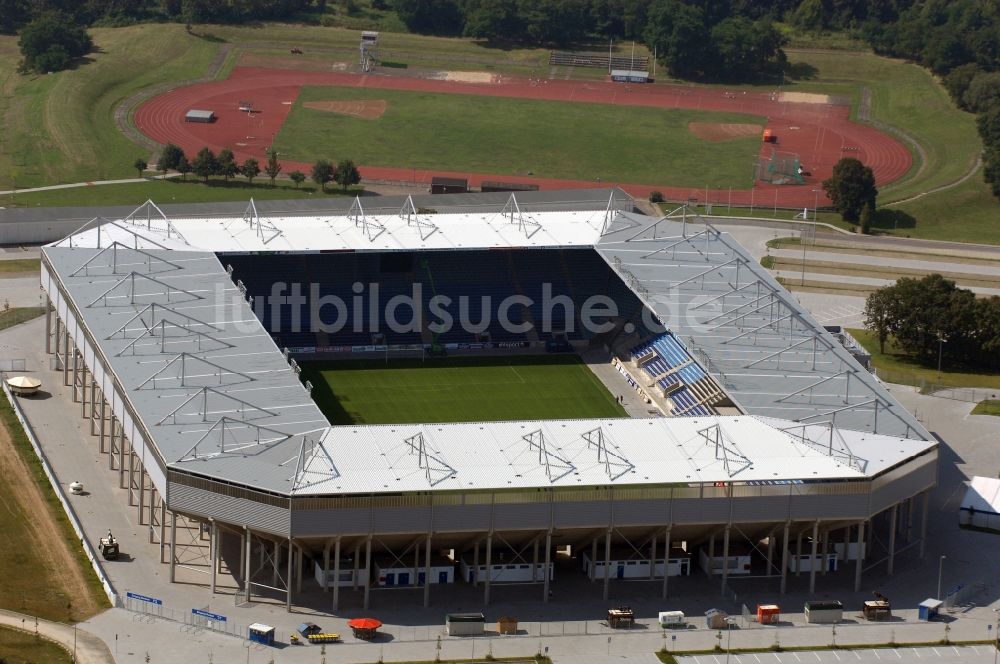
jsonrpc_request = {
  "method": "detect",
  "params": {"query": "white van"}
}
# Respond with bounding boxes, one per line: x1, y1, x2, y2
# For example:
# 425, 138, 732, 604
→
658, 611, 685, 628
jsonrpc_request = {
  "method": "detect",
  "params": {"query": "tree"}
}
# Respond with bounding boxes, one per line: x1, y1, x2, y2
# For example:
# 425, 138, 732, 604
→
289, 170, 305, 188
863, 288, 895, 354
158, 143, 185, 172
217, 149, 237, 181
644, 0, 710, 79
264, 150, 282, 186
191, 147, 217, 182
942, 63, 983, 109
334, 159, 361, 191
240, 157, 260, 184
822, 157, 877, 223
859, 202, 872, 235
177, 155, 192, 181
133, 158, 147, 177
463, 0, 519, 40
311, 160, 334, 191
962, 71, 1000, 114
18, 11, 93, 73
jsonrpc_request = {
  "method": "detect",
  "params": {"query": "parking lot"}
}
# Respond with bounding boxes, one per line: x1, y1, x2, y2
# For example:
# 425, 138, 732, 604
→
679, 645, 997, 664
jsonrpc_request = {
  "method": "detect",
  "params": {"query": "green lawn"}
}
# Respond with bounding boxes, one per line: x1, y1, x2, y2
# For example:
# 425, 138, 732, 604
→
847, 328, 1000, 391
302, 355, 626, 425
0, 308, 45, 331
0, 25, 220, 190
972, 400, 1000, 416
887, 175, 1000, 245
0, 626, 73, 664
278, 86, 763, 186
0, 397, 110, 621
0, 177, 361, 209
0, 260, 40, 274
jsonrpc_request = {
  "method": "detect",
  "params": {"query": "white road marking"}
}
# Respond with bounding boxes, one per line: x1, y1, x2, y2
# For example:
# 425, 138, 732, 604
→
832, 652, 841, 661
911, 647, 920, 657
932, 648, 941, 657
893, 649, 901, 658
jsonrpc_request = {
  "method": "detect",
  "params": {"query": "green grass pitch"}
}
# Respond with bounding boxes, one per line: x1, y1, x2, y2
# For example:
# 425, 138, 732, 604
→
301, 355, 627, 425
275, 86, 765, 187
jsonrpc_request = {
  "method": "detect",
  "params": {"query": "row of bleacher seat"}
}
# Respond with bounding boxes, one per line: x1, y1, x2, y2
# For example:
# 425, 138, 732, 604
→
549, 51, 650, 70
629, 333, 715, 417
222, 248, 654, 349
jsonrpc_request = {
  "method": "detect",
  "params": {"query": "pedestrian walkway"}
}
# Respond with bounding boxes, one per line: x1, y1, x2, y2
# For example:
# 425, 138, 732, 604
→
0, 608, 114, 664
0, 174, 179, 197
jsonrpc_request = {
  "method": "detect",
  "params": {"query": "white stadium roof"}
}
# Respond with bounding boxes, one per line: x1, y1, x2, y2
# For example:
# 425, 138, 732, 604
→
42, 197, 936, 497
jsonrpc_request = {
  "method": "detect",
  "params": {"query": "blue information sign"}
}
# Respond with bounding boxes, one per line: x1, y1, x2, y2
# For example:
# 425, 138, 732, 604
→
126, 592, 162, 606
192, 609, 227, 622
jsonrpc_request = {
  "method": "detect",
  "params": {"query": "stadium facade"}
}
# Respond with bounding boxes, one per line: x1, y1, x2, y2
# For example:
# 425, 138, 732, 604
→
38, 190, 937, 611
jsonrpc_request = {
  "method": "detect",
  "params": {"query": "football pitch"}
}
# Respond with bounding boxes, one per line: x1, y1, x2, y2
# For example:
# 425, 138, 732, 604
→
276, 86, 764, 186
301, 355, 627, 425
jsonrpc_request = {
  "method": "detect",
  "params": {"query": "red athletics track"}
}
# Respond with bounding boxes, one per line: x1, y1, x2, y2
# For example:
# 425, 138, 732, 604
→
135, 67, 912, 208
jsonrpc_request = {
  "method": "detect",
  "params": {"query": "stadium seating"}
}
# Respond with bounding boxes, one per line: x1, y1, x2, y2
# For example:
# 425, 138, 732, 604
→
222, 248, 653, 349
629, 333, 716, 417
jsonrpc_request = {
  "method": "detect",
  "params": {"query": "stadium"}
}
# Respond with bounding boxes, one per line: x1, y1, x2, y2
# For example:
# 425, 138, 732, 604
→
39, 188, 937, 614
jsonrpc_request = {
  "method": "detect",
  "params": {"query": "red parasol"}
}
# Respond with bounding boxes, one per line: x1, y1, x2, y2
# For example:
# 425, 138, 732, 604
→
347, 618, 382, 630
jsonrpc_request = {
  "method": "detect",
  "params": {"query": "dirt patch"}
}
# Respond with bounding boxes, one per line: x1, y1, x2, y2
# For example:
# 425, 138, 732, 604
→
778, 91, 835, 105
689, 122, 763, 142
426, 71, 499, 84
0, 402, 105, 621
303, 99, 387, 120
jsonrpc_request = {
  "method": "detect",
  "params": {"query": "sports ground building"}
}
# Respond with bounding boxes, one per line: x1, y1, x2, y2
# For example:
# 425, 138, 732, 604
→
37, 189, 937, 611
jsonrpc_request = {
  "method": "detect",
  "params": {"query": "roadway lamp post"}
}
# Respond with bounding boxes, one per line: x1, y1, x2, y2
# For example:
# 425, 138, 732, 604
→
812, 188, 822, 222
725, 617, 736, 664
937, 554, 947, 600
993, 608, 998, 664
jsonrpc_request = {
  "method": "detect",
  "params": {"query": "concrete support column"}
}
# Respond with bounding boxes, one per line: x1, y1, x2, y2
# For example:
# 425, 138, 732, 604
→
423, 534, 432, 608
286, 539, 294, 611
661, 526, 672, 599
919, 491, 930, 559
272, 540, 279, 588
138, 467, 146, 526
413, 539, 421, 587
780, 522, 790, 595
809, 521, 819, 593
532, 539, 539, 582
353, 543, 360, 591
62, 331, 69, 386
473, 540, 480, 586
795, 531, 803, 576
841, 526, 850, 563
888, 505, 898, 576
542, 531, 552, 603
71, 348, 79, 397
484, 533, 493, 605
169, 511, 177, 583
81, 373, 88, 418
210, 520, 218, 594
766, 529, 775, 576
708, 533, 716, 571
720, 525, 731, 596
158, 501, 166, 560
821, 530, 829, 576
602, 529, 612, 601
98, 400, 107, 454
590, 538, 598, 583
54, 317, 61, 355
45, 304, 52, 354
854, 520, 865, 592
244, 528, 252, 603
127, 452, 135, 505
332, 537, 342, 611
649, 533, 657, 580
362, 535, 372, 610
322, 540, 331, 591
147, 487, 156, 543
296, 544, 303, 594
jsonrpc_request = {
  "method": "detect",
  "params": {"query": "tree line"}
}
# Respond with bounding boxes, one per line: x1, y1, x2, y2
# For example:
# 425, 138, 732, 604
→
149, 143, 360, 192
864, 274, 1000, 370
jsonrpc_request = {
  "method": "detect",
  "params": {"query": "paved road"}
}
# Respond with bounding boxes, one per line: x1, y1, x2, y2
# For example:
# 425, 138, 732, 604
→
770, 249, 1000, 277
679, 645, 998, 664
0, 174, 179, 197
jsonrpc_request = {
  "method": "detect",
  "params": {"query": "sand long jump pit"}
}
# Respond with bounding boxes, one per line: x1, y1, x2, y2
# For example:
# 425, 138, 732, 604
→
302, 99, 387, 120
688, 122, 763, 142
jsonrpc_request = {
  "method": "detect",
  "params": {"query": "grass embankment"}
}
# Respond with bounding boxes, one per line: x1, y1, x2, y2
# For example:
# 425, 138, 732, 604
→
0, 625, 73, 664
0, 396, 109, 620
0, 259, 40, 274
847, 328, 1000, 391
280, 86, 762, 185
972, 400, 1000, 416
0, 178, 361, 208
302, 355, 626, 425
0, 25, 220, 190
782, 49, 995, 244
0, 308, 45, 331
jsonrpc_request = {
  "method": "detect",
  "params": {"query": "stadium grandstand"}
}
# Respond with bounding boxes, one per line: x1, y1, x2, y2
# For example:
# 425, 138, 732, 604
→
35, 189, 937, 613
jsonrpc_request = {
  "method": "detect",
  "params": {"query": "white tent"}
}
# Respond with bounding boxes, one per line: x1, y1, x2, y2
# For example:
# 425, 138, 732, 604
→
959, 476, 1000, 532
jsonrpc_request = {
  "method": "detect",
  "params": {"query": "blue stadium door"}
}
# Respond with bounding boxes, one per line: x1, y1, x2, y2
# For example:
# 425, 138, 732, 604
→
385, 573, 395, 586
439, 571, 449, 584
398, 572, 409, 586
